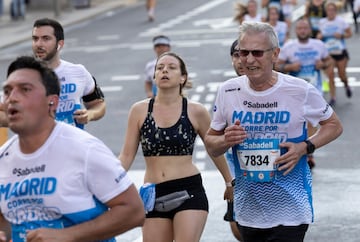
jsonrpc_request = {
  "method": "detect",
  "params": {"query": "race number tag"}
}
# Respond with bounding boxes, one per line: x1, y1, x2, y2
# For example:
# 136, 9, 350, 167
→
233, 139, 280, 182
324, 38, 343, 55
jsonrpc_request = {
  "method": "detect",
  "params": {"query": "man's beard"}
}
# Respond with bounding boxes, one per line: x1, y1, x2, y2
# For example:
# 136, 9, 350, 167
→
297, 35, 310, 42
35, 47, 57, 62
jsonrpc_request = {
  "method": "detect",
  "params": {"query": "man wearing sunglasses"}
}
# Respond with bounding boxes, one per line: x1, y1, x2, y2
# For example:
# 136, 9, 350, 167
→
205, 22, 343, 242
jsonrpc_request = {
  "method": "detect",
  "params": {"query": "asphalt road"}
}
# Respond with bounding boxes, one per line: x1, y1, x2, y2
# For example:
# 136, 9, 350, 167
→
0, 0, 359, 241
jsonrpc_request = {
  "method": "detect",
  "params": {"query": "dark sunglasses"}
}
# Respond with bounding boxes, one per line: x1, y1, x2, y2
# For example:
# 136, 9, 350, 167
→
232, 51, 241, 58
238, 48, 274, 57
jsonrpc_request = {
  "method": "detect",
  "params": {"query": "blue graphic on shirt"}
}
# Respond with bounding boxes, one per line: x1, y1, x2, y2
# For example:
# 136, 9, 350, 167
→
56, 103, 84, 129
55, 82, 84, 129
309, 16, 321, 31
232, 110, 289, 140
12, 220, 64, 242
277, 31, 286, 47
0, 177, 57, 202
0, 176, 114, 242
284, 49, 322, 91
290, 64, 321, 90
232, 110, 290, 124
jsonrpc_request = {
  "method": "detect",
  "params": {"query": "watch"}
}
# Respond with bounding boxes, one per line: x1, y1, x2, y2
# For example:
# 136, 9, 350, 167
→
304, 140, 316, 154
226, 179, 236, 187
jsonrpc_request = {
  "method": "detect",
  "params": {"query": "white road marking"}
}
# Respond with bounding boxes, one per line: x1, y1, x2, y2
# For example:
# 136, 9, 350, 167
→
139, 0, 230, 37
101, 86, 123, 92
111, 75, 141, 81
193, 17, 237, 29
195, 85, 206, 92
97, 35, 120, 41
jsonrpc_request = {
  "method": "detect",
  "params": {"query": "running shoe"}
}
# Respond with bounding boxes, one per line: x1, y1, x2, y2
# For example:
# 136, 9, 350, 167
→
322, 80, 330, 93
329, 99, 336, 107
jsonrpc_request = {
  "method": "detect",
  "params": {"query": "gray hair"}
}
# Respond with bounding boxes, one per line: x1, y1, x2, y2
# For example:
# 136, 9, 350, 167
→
238, 22, 279, 49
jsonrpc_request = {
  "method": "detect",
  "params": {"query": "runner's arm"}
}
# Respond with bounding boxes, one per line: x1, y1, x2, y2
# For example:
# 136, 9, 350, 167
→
26, 185, 145, 242
0, 213, 10, 242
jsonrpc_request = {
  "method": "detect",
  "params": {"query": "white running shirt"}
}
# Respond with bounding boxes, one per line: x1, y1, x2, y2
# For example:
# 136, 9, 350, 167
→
0, 122, 133, 242
279, 38, 329, 93
319, 16, 349, 55
144, 58, 157, 96
272, 21, 288, 47
210, 72, 333, 228
54, 60, 95, 128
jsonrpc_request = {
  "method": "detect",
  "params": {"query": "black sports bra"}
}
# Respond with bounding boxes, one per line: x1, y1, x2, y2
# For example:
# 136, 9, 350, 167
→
140, 97, 197, 156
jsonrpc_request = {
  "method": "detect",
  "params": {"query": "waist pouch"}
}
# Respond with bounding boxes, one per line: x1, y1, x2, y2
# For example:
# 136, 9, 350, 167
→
154, 190, 191, 212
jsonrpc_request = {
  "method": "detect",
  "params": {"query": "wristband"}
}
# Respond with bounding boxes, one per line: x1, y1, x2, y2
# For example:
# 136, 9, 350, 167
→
226, 179, 235, 187
304, 140, 316, 154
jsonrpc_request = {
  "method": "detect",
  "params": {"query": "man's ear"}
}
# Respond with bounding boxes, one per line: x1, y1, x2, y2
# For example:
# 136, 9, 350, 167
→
272, 47, 280, 63
47, 95, 59, 109
57, 40, 64, 51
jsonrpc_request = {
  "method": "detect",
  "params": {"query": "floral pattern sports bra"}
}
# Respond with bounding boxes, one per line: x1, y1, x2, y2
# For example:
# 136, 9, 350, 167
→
140, 97, 197, 156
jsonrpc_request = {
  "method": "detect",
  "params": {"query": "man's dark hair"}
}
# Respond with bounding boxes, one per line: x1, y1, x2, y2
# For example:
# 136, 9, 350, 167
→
7, 56, 60, 96
230, 39, 239, 56
33, 18, 64, 41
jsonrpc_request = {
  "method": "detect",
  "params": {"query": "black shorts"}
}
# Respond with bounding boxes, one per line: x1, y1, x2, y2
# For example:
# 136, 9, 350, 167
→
237, 224, 309, 242
331, 49, 349, 61
146, 174, 209, 219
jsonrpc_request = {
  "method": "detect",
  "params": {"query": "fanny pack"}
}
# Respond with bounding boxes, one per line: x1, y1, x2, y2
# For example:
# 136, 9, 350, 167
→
154, 190, 191, 212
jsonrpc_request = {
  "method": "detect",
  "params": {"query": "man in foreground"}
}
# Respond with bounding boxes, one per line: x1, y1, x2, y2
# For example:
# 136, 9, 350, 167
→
0, 56, 144, 242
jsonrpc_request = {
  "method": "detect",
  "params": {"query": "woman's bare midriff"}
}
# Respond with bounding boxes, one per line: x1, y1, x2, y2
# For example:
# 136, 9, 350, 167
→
143, 155, 200, 184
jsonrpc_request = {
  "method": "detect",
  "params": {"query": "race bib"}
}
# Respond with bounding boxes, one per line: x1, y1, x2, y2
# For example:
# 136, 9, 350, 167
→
324, 38, 343, 55
233, 139, 280, 182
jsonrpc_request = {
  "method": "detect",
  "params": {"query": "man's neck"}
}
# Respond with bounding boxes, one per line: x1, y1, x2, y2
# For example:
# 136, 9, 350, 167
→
298, 38, 309, 44
47, 58, 61, 70
19, 121, 56, 154
248, 71, 277, 91
41, 55, 61, 70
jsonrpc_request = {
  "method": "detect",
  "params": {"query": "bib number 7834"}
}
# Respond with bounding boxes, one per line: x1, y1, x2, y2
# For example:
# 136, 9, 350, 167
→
233, 139, 280, 182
